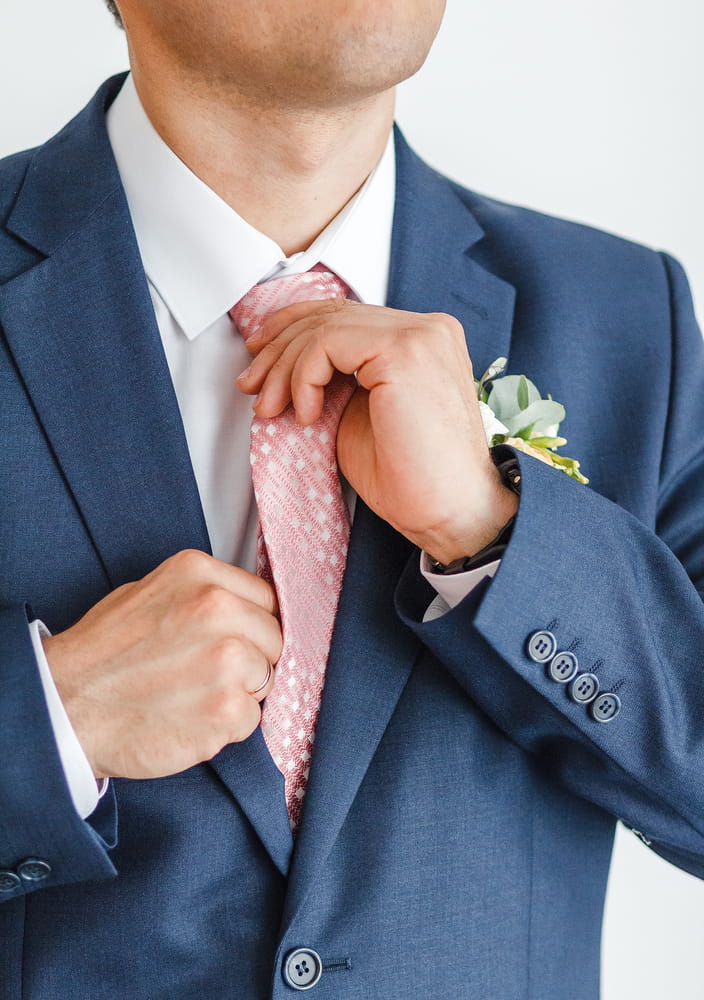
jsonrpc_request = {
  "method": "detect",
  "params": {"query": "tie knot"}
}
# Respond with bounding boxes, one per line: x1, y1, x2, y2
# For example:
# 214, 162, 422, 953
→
230, 268, 351, 342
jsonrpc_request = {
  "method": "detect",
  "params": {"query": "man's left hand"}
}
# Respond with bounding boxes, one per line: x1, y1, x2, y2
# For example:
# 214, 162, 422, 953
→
237, 299, 518, 565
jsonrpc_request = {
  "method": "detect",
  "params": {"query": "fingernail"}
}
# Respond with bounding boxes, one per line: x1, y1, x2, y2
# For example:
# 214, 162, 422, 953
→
237, 365, 252, 382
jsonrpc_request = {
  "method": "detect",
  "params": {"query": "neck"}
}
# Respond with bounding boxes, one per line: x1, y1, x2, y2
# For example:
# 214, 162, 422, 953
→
129, 61, 395, 256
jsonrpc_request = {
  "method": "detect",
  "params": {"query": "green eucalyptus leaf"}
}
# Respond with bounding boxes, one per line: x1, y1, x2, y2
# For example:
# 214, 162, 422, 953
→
502, 398, 565, 437
486, 375, 541, 422
527, 436, 567, 449
515, 422, 536, 441
517, 375, 530, 411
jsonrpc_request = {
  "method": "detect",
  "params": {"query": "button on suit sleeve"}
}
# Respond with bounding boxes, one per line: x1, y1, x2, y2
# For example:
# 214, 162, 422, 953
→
0, 604, 117, 902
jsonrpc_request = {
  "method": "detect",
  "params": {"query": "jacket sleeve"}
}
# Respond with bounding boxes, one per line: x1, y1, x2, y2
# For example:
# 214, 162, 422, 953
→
395, 252, 704, 878
0, 604, 117, 902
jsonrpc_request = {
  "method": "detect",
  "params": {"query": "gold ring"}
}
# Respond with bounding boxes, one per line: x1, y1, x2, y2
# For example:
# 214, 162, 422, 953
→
248, 661, 272, 696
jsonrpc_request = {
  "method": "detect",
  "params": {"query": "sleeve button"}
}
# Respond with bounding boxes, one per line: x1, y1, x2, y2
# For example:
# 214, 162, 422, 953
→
0, 870, 22, 893
548, 651, 579, 683
590, 693, 621, 723
526, 630, 558, 663
17, 859, 52, 882
569, 672, 600, 704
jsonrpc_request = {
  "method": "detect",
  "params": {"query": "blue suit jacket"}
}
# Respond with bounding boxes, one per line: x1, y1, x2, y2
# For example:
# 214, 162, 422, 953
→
1, 76, 704, 999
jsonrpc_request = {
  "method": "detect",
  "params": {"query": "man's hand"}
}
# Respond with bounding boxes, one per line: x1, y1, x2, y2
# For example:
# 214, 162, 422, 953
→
237, 299, 518, 564
42, 550, 281, 781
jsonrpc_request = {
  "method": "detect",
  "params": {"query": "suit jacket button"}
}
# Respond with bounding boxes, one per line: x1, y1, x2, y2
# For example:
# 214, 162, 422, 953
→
526, 630, 558, 663
283, 948, 323, 990
548, 651, 579, 683
569, 673, 600, 703
17, 858, 52, 882
590, 692, 621, 722
0, 870, 22, 893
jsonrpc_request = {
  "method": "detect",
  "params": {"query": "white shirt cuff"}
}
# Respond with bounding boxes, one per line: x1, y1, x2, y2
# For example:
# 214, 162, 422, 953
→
420, 552, 501, 623
29, 619, 108, 819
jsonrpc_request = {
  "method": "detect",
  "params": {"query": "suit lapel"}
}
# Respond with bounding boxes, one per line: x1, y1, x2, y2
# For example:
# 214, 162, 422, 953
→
282, 128, 517, 926
387, 125, 516, 379
0, 76, 292, 872
1, 77, 210, 587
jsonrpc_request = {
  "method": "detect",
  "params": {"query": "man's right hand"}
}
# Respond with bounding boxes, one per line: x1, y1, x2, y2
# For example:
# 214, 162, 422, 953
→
42, 549, 281, 781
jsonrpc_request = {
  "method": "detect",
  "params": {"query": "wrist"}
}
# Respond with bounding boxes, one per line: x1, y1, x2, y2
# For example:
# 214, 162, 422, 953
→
423, 488, 518, 565
420, 447, 521, 565
42, 633, 107, 782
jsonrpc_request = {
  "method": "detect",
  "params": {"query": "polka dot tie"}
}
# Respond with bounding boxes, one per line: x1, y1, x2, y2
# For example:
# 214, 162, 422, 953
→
229, 269, 354, 827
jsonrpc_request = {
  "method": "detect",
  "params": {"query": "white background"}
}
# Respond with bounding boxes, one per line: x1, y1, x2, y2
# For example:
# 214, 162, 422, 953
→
2, 0, 703, 994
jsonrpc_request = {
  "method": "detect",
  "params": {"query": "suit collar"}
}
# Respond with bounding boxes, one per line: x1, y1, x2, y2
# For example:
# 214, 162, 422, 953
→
105, 73, 395, 339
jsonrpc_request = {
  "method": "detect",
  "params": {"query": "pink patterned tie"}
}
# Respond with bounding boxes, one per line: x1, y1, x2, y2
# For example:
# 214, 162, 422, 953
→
230, 270, 354, 827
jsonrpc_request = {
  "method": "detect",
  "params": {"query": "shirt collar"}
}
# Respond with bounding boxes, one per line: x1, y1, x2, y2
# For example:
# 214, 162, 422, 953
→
106, 74, 395, 340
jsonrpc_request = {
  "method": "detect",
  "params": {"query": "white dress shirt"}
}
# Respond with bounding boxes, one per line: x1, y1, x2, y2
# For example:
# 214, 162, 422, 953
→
32, 74, 498, 819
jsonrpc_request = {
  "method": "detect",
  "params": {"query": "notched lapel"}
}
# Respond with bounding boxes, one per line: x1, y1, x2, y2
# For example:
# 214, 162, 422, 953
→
0, 198, 210, 587
388, 126, 516, 378
0, 76, 210, 587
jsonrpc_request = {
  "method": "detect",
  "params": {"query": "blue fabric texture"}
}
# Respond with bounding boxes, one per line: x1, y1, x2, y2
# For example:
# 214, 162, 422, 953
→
1, 74, 704, 999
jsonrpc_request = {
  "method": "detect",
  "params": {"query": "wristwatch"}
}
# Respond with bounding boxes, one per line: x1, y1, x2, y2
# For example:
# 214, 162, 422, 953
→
428, 446, 521, 576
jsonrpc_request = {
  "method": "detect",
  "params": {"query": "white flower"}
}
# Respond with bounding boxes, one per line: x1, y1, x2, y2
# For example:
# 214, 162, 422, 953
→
478, 400, 509, 443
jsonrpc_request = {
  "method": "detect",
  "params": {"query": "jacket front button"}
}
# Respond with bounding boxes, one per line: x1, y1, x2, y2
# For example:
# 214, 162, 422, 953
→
283, 948, 323, 991
17, 858, 52, 882
0, 870, 21, 893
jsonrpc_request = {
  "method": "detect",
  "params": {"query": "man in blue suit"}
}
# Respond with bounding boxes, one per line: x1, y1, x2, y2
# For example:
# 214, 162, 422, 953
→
1, 0, 704, 996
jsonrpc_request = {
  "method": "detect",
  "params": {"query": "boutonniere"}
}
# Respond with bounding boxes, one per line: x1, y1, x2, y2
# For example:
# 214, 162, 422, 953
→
476, 358, 588, 484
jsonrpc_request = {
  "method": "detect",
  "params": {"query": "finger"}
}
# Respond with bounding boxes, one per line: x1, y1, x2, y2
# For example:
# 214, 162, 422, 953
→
289, 342, 339, 425
253, 334, 315, 418
162, 550, 279, 616
237, 308, 339, 393
245, 655, 276, 702
246, 296, 349, 349
224, 595, 283, 666
237, 341, 290, 393
208, 635, 275, 707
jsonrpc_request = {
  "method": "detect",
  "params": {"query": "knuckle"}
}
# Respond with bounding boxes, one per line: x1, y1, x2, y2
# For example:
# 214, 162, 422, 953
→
440, 312, 465, 339
325, 297, 349, 314
202, 734, 229, 763
202, 680, 248, 736
259, 341, 281, 361
169, 548, 210, 576
209, 636, 244, 678
231, 701, 262, 743
424, 312, 462, 337
193, 585, 235, 624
